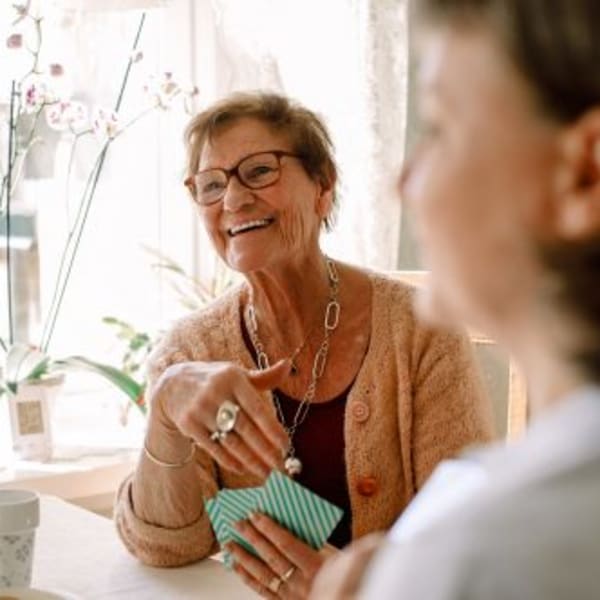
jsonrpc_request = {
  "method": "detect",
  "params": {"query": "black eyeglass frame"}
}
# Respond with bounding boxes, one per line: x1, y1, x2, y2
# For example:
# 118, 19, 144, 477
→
184, 149, 301, 206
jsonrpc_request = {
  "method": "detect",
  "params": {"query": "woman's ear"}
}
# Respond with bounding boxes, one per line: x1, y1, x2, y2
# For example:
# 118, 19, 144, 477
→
315, 178, 334, 221
554, 108, 600, 240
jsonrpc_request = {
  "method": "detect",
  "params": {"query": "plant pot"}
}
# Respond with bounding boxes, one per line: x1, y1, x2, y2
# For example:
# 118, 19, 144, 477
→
7, 374, 65, 462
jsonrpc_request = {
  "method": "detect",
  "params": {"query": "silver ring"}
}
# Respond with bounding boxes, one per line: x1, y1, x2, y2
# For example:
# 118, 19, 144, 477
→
281, 566, 296, 582
215, 399, 240, 433
210, 430, 228, 443
267, 575, 282, 594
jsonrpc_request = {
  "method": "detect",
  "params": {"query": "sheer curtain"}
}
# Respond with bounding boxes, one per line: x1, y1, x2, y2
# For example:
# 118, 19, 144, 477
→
189, 0, 410, 271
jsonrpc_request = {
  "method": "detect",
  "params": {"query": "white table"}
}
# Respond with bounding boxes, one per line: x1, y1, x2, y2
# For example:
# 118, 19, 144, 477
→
32, 495, 257, 599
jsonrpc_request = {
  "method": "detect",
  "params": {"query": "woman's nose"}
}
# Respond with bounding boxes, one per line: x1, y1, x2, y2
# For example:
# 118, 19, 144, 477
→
222, 175, 255, 212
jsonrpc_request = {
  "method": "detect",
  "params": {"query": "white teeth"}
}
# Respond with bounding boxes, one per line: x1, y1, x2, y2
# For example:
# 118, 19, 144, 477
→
229, 219, 272, 236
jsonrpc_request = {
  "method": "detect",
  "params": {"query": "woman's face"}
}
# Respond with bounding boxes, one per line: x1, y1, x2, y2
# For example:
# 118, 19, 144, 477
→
403, 26, 563, 338
196, 117, 331, 274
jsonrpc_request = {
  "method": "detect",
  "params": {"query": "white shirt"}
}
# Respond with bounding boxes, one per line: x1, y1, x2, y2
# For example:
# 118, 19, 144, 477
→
359, 386, 600, 600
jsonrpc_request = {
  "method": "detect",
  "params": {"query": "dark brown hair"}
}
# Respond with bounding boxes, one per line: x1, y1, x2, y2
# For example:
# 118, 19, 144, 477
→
184, 91, 338, 230
416, 0, 600, 380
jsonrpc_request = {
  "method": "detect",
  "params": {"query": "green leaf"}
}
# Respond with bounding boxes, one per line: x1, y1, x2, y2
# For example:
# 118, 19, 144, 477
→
129, 333, 151, 351
102, 316, 121, 325
4, 344, 50, 384
0, 380, 14, 399
27, 357, 51, 381
102, 316, 137, 339
54, 355, 145, 413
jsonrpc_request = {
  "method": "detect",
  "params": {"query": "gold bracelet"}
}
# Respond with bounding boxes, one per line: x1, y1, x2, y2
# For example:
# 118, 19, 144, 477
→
143, 440, 196, 468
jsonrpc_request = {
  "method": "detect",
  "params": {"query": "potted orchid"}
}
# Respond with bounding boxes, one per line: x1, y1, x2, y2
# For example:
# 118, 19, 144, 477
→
0, 3, 197, 458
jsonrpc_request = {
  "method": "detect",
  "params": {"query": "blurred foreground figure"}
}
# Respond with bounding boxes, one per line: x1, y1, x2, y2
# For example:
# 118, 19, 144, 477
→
312, 1, 600, 598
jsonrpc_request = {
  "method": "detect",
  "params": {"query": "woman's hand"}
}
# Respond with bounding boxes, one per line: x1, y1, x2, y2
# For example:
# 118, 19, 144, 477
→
309, 532, 385, 600
149, 359, 291, 480
227, 511, 337, 599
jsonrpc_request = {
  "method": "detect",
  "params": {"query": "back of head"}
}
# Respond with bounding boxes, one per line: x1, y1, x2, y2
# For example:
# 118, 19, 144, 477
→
416, 0, 600, 122
415, 0, 600, 382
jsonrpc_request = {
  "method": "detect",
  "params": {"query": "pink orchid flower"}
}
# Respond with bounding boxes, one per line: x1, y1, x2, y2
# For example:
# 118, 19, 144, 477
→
22, 75, 55, 113
50, 63, 64, 77
130, 50, 144, 63
6, 33, 23, 49
92, 106, 120, 139
143, 71, 181, 110
46, 100, 88, 132
183, 85, 200, 114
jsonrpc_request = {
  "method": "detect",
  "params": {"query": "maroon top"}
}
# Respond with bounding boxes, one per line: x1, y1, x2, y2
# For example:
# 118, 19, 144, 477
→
274, 388, 352, 547
241, 320, 352, 548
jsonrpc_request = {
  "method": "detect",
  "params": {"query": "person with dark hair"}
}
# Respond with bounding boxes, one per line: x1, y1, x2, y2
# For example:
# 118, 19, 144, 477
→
113, 91, 492, 597
312, 1, 600, 598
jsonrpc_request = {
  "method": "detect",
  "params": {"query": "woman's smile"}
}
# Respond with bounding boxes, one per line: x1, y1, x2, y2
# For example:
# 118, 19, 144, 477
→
227, 217, 276, 237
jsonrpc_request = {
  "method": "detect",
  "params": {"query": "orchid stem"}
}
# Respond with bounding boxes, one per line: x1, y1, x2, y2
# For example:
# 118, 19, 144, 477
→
40, 145, 106, 351
39, 13, 146, 353
6, 81, 17, 346
114, 13, 146, 112
64, 131, 91, 223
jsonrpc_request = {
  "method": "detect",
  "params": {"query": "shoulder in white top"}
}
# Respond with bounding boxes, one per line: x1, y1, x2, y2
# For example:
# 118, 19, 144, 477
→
360, 385, 600, 600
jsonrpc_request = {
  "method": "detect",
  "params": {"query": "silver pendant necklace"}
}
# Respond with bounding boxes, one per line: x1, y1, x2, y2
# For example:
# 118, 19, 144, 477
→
245, 257, 340, 477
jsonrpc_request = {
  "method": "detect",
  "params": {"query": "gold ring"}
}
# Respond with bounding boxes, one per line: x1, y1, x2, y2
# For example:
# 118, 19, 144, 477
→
281, 565, 296, 582
267, 575, 282, 593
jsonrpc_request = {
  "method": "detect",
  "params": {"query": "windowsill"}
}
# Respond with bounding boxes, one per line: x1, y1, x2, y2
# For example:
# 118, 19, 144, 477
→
0, 378, 145, 514
0, 446, 139, 515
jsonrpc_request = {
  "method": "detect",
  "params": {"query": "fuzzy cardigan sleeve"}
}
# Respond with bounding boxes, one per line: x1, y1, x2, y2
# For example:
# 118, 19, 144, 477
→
114, 286, 262, 566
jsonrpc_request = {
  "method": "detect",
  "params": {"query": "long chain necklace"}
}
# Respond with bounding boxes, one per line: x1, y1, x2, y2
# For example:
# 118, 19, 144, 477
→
249, 311, 319, 376
245, 258, 340, 477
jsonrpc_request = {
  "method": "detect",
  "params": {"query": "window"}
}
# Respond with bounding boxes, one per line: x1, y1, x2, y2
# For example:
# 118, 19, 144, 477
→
1, 3, 198, 454
2, 0, 413, 457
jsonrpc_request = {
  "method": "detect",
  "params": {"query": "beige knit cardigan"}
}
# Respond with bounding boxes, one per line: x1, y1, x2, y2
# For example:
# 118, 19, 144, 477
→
115, 272, 493, 566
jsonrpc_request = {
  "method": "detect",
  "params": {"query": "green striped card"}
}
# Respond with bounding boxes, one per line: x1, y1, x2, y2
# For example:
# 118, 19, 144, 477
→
206, 486, 263, 567
259, 471, 343, 549
204, 471, 343, 567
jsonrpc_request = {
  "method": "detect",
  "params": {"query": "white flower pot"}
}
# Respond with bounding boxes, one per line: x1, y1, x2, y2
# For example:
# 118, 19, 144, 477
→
7, 375, 65, 462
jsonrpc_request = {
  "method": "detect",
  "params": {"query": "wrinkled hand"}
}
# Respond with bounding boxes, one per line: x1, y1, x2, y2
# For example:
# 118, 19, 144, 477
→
309, 532, 385, 600
151, 359, 290, 479
227, 511, 337, 599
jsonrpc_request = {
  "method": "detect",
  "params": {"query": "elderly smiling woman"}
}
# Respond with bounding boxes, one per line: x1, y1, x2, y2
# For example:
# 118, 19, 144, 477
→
114, 91, 493, 598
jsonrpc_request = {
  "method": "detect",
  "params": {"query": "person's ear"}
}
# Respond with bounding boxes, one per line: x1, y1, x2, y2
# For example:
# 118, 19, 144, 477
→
554, 108, 600, 240
315, 177, 334, 221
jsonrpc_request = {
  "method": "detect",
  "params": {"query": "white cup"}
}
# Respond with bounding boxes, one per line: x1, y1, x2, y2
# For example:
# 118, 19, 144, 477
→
0, 490, 40, 588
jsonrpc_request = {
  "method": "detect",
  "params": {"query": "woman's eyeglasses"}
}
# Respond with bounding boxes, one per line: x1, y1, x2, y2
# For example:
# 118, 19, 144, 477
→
184, 150, 300, 206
